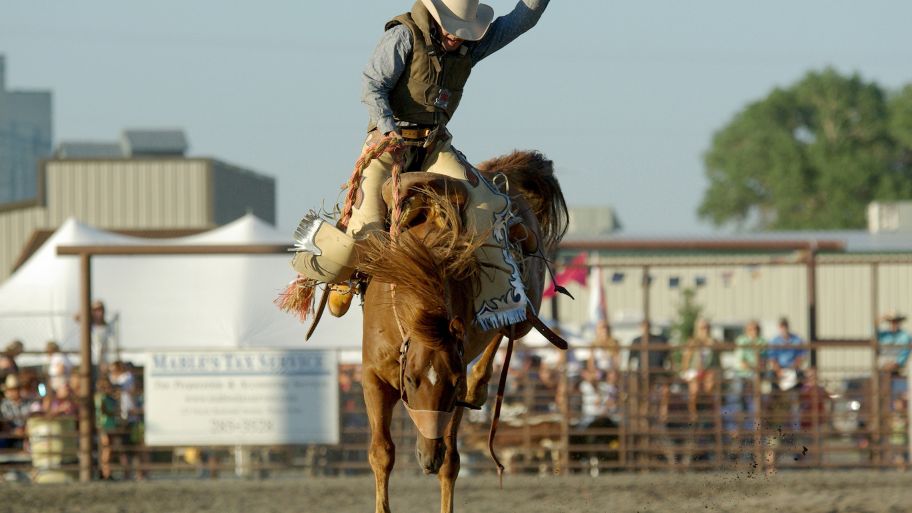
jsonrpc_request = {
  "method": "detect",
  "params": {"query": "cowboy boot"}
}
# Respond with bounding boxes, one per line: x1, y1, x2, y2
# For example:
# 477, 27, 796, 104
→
290, 213, 358, 283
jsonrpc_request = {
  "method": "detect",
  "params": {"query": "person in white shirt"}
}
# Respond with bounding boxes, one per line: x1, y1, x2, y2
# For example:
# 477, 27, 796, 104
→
45, 341, 73, 393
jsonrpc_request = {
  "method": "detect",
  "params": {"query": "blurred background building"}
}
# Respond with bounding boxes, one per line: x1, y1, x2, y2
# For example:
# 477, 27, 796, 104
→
0, 55, 53, 204
0, 126, 276, 282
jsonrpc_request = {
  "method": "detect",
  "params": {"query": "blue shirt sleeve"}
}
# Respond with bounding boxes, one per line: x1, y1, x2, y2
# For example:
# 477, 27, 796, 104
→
470, 0, 549, 64
361, 25, 413, 135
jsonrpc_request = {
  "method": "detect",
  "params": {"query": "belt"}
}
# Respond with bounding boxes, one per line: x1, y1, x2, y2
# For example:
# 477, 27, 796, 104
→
399, 127, 436, 140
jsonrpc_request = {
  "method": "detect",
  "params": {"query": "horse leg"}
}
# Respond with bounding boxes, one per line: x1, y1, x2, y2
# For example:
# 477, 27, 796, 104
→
364, 371, 398, 513
465, 334, 503, 407
438, 406, 465, 513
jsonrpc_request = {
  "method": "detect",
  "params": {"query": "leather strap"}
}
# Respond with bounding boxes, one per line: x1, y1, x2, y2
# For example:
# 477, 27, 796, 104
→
488, 325, 515, 488
304, 286, 331, 341
525, 305, 569, 350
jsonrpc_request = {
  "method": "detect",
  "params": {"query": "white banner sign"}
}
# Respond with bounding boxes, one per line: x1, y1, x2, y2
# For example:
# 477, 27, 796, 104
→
145, 350, 339, 446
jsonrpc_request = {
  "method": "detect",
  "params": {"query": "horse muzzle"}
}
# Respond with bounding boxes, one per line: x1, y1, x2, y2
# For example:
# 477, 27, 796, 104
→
404, 403, 455, 440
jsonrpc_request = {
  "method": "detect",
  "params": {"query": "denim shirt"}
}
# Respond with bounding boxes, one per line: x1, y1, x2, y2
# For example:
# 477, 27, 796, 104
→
362, 0, 550, 135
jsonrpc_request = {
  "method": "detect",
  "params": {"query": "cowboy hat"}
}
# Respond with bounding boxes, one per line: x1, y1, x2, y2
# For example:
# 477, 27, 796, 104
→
2, 374, 20, 391
420, 0, 495, 41
884, 310, 907, 323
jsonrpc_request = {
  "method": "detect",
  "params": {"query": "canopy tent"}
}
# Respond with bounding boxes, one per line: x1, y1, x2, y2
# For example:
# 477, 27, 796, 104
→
0, 215, 362, 356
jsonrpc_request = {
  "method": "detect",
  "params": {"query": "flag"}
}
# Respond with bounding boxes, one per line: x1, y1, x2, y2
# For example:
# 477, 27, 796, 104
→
669, 276, 680, 289
587, 265, 609, 326
611, 272, 625, 284
695, 276, 707, 287
543, 252, 588, 299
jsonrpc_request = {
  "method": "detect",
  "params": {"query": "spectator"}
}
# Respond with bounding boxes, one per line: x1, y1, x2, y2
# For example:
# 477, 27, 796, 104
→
680, 318, 722, 417
89, 300, 118, 375
95, 377, 121, 480
44, 384, 79, 417
766, 317, 806, 389
578, 367, 618, 427
46, 341, 73, 393
766, 317, 805, 431
0, 340, 23, 381
628, 321, 670, 374
877, 311, 910, 373
110, 361, 136, 423
587, 320, 620, 376
0, 375, 34, 449
727, 320, 766, 432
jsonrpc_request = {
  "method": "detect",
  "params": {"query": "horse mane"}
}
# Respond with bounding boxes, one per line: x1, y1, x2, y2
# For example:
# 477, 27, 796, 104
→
476, 150, 569, 253
358, 188, 485, 350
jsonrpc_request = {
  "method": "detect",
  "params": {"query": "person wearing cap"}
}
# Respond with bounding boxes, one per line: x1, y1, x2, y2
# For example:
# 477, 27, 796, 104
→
291, 0, 551, 330
877, 311, 910, 373
1, 374, 34, 448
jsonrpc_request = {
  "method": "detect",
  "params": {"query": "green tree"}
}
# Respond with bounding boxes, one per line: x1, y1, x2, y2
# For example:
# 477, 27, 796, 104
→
671, 287, 703, 344
700, 68, 912, 230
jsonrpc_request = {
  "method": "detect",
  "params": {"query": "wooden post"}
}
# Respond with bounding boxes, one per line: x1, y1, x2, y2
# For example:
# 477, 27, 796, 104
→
640, 266, 651, 468
806, 247, 818, 367
78, 252, 96, 482
752, 345, 763, 472
870, 263, 882, 465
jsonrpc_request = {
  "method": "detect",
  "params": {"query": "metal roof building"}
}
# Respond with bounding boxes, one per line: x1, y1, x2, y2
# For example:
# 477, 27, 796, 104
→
0, 130, 276, 282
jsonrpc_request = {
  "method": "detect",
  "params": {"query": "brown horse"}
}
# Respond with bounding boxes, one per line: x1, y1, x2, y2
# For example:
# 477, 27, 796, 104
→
356, 151, 567, 513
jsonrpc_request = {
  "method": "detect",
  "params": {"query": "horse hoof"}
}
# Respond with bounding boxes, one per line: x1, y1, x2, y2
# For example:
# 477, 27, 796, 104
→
328, 285, 353, 317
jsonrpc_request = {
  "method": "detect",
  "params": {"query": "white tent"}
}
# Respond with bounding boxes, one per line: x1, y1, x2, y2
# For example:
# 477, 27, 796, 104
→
0, 216, 362, 357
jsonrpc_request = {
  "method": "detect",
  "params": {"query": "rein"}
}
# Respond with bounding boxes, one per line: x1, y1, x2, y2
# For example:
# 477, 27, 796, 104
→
391, 284, 457, 440
339, 134, 407, 237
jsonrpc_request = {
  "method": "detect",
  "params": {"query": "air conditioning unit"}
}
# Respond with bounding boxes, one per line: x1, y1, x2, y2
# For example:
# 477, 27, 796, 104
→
868, 201, 912, 233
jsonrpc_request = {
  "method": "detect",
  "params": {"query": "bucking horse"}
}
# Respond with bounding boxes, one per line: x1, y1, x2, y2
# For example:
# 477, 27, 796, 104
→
350, 150, 568, 513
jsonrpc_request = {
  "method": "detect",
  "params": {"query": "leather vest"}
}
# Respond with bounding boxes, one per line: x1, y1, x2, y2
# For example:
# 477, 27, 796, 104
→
370, 1, 475, 131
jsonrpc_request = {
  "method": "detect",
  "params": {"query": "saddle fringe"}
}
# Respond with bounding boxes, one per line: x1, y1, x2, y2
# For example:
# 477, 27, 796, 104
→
274, 275, 317, 322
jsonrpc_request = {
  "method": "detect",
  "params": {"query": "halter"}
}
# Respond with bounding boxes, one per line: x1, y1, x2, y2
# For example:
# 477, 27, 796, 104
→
391, 284, 456, 440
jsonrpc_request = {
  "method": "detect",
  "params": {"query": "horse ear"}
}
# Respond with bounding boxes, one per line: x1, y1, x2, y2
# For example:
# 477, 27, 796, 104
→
449, 317, 466, 340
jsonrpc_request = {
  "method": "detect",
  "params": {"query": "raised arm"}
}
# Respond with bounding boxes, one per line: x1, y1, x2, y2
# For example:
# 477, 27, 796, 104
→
471, 0, 550, 64
361, 25, 413, 135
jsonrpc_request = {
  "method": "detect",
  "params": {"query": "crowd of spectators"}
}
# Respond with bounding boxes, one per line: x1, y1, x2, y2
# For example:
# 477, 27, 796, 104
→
472, 311, 911, 467
0, 300, 147, 480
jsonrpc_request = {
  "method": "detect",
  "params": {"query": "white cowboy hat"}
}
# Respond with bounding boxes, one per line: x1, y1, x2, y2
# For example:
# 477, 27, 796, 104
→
884, 310, 907, 323
420, 0, 495, 41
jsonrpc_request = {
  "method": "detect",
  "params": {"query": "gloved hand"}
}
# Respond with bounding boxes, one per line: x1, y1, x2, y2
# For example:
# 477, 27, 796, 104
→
368, 129, 402, 147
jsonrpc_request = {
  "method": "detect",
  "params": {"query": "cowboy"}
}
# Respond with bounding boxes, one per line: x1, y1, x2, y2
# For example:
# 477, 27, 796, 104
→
877, 310, 910, 373
292, 0, 551, 330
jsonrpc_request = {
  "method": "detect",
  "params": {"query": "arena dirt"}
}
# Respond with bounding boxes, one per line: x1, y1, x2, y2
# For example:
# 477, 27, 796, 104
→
3, 471, 911, 513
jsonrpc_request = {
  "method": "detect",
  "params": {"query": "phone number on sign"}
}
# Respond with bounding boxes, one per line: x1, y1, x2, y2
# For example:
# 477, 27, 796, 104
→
210, 418, 275, 434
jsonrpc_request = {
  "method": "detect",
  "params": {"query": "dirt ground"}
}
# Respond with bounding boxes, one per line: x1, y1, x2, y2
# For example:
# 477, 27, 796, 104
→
3, 470, 911, 513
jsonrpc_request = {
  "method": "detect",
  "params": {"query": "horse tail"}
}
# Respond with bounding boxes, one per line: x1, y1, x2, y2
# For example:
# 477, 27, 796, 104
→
476, 151, 569, 253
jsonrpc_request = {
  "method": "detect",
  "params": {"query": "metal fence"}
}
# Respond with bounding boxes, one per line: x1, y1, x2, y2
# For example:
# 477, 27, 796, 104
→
2, 340, 907, 481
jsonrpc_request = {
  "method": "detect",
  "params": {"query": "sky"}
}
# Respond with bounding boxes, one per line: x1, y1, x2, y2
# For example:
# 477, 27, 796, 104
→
2, 0, 911, 236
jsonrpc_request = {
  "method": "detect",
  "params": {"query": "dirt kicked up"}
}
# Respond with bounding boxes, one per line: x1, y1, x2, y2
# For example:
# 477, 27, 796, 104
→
3, 471, 911, 513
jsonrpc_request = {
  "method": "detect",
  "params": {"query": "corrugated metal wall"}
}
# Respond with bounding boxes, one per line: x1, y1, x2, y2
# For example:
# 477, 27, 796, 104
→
0, 204, 49, 281
554, 262, 808, 335
211, 160, 276, 225
43, 160, 210, 228
0, 159, 212, 282
548, 255, 912, 378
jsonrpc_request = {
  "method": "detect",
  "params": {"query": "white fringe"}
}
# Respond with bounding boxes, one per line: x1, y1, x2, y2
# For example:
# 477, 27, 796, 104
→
475, 305, 527, 331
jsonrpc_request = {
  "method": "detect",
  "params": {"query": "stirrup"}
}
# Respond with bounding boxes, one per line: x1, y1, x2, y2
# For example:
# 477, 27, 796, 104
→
328, 284, 354, 317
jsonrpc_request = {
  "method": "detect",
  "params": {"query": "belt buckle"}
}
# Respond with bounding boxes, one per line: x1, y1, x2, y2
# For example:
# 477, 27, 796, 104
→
422, 126, 439, 148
